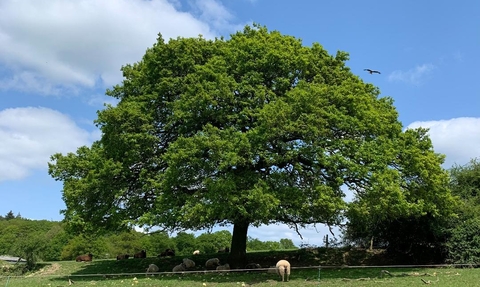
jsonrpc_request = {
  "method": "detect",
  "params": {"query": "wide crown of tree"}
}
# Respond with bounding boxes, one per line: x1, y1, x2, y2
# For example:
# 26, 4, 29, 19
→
49, 25, 454, 261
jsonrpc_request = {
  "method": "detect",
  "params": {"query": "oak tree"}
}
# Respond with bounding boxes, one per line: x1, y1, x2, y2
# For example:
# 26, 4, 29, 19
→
49, 25, 455, 267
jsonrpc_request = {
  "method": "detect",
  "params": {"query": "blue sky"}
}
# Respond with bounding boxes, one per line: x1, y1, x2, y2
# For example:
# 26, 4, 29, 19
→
0, 0, 479, 247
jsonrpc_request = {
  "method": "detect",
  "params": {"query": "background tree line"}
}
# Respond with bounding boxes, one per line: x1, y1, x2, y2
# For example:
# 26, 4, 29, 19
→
0, 215, 297, 263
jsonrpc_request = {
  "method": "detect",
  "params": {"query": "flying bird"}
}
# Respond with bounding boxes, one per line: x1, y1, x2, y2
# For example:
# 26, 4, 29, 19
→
364, 69, 381, 74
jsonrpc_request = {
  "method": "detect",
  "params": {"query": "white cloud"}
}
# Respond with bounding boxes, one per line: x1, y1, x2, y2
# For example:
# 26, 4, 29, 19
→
0, 107, 95, 181
0, 0, 240, 95
388, 64, 435, 85
86, 94, 120, 108
406, 117, 480, 168
188, 0, 243, 33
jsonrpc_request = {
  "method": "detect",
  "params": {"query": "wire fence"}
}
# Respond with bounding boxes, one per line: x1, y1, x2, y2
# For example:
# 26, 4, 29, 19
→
0, 263, 478, 279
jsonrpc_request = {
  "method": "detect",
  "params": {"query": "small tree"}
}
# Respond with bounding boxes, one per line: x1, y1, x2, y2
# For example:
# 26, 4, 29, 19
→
5, 211, 15, 220
11, 232, 46, 270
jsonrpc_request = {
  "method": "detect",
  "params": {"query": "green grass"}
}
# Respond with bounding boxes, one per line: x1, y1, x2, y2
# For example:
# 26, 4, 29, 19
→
2, 250, 480, 286
2, 264, 480, 287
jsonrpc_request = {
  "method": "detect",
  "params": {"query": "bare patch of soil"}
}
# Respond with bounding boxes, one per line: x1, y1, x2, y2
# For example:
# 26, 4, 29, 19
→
28, 263, 61, 276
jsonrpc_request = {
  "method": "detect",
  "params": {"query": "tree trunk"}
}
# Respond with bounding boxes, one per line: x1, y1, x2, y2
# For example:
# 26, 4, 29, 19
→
227, 220, 249, 269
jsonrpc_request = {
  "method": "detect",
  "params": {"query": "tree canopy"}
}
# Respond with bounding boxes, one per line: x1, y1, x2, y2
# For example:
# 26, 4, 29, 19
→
48, 24, 456, 267
446, 158, 480, 263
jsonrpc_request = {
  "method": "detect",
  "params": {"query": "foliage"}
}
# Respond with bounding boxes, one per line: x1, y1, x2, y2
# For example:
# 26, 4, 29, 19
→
141, 231, 175, 256
446, 158, 480, 263
5, 210, 15, 220
42, 224, 71, 261
195, 230, 231, 254
247, 236, 297, 251
48, 24, 456, 267
105, 231, 143, 257
0, 218, 59, 262
447, 217, 480, 264
173, 232, 197, 255
342, 128, 457, 259
0, 216, 297, 263
11, 231, 46, 269
60, 235, 109, 260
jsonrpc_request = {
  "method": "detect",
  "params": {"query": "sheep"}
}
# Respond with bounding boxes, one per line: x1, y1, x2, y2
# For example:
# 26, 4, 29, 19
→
172, 263, 186, 272
116, 254, 130, 260
205, 258, 221, 270
245, 263, 261, 269
216, 263, 230, 271
75, 254, 93, 262
275, 260, 291, 282
182, 258, 195, 270
146, 264, 159, 273
193, 250, 200, 255
134, 250, 146, 258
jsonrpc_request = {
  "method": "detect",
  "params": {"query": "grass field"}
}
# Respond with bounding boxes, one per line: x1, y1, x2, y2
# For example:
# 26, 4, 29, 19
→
2, 249, 480, 286
2, 263, 480, 287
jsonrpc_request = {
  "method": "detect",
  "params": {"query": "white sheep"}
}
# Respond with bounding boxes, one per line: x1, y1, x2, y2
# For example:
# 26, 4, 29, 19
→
193, 250, 200, 255
205, 258, 220, 270
216, 263, 230, 271
182, 258, 195, 270
146, 263, 159, 273
172, 264, 186, 272
276, 260, 291, 282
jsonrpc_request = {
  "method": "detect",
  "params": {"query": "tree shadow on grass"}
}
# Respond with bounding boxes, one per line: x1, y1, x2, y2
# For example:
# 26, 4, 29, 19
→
46, 249, 408, 285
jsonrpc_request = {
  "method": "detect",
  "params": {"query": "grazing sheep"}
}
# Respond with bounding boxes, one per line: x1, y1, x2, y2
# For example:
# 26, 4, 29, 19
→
276, 260, 291, 282
134, 250, 146, 258
245, 263, 261, 269
116, 254, 130, 260
182, 258, 195, 270
205, 258, 221, 270
217, 247, 230, 253
75, 253, 93, 262
146, 264, 159, 273
172, 264, 186, 272
193, 250, 200, 255
216, 263, 230, 271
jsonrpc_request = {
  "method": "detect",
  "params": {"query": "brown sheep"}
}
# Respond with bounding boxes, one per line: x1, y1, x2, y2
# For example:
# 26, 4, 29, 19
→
116, 254, 130, 260
134, 250, 146, 258
75, 253, 93, 262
